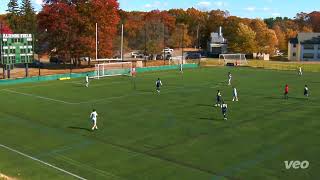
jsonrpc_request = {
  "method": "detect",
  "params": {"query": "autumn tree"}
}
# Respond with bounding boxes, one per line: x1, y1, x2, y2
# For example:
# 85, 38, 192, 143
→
250, 19, 278, 54
89, 0, 120, 58
38, 0, 120, 64
0, 17, 13, 34
307, 11, 320, 32
168, 24, 192, 48
230, 23, 257, 53
273, 25, 287, 51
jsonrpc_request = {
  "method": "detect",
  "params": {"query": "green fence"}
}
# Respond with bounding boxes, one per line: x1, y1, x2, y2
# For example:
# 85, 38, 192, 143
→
0, 64, 198, 85
0, 72, 95, 85
137, 64, 198, 73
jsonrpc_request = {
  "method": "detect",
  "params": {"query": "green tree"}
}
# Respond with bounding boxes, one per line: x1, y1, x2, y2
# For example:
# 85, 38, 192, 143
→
20, 0, 36, 34
6, 0, 20, 32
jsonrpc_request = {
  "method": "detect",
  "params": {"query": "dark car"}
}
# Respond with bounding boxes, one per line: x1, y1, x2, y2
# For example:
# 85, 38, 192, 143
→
50, 56, 63, 64
186, 53, 201, 60
156, 54, 164, 60
29, 60, 44, 68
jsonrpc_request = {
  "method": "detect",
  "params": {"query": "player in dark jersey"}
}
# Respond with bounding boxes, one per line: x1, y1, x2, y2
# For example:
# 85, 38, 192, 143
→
304, 85, 309, 97
221, 102, 228, 120
215, 90, 222, 107
156, 78, 163, 93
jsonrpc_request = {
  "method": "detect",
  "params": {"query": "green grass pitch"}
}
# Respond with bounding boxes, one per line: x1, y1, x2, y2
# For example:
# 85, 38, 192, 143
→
0, 67, 319, 180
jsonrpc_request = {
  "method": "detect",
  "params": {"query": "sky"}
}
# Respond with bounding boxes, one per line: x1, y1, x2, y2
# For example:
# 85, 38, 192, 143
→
0, 0, 319, 18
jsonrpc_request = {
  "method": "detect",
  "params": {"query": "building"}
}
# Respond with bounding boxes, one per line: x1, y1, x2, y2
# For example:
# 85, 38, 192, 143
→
288, 33, 320, 61
208, 26, 227, 55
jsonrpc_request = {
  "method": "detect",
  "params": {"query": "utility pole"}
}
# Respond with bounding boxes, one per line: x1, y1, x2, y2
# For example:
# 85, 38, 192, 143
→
95, 23, 98, 60
121, 24, 124, 61
197, 24, 200, 49
163, 22, 166, 65
0, 23, 4, 79
181, 25, 184, 65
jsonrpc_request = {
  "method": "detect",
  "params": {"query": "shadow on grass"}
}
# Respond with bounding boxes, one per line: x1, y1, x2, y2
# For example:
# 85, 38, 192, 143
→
197, 104, 214, 107
264, 96, 308, 101
68, 126, 91, 132
199, 117, 223, 122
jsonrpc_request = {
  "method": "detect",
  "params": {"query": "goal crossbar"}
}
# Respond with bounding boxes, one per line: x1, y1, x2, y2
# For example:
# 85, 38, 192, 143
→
94, 62, 132, 79
219, 54, 247, 65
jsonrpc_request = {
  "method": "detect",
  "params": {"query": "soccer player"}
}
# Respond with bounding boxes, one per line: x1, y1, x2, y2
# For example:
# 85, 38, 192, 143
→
284, 84, 289, 99
304, 85, 309, 97
156, 78, 163, 93
232, 87, 239, 101
221, 102, 228, 120
298, 67, 303, 76
228, 72, 232, 86
85, 74, 89, 87
215, 90, 222, 107
90, 109, 98, 131
180, 63, 183, 73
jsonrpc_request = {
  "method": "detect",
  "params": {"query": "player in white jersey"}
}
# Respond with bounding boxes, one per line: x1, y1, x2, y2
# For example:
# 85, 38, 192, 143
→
156, 78, 163, 93
85, 74, 89, 87
232, 87, 238, 101
298, 67, 303, 76
90, 109, 98, 130
228, 72, 232, 86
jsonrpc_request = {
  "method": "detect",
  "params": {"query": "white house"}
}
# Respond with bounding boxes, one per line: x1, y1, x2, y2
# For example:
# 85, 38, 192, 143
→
208, 26, 228, 55
288, 33, 320, 61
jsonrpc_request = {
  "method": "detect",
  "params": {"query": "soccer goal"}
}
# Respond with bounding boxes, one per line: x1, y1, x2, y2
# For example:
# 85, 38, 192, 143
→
219, 54, 247, 66
94, 62, 133, 79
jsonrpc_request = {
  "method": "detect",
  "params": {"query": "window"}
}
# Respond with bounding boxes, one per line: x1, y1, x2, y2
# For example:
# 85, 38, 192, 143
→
9, 49, 16, 54
318, 54, 320, 58
293, 53, 296, 57
303, 53, 314, 59
293, 44, 296, 48
303, 44, 314, 50
12, 56, 16, 64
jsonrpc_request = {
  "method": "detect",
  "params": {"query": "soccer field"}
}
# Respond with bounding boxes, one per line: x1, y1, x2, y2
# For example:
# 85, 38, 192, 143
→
0, 67, 319, 180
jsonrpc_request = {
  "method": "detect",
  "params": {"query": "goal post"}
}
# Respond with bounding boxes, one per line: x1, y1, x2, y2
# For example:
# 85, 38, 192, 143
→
94, 62, 133, 79
219, 54, 247, 66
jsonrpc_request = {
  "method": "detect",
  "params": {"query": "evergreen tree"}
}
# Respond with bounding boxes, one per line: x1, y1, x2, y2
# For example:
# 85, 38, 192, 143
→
20, 0, 36, 34
6, 0, 20, 32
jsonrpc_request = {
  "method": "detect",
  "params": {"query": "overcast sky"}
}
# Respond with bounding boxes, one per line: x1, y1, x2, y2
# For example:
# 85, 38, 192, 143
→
1, 0, 319, 18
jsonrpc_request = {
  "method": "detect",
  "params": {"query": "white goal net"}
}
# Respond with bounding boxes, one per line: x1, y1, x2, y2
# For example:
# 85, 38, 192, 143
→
219, 54, 247, 66
94, 62, 133, 79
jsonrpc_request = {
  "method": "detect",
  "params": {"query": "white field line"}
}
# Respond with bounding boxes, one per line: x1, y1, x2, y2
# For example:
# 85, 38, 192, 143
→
1, 81, 211, 105
56, 155, 125, 180
0, 144, 87, 180
2, 89, 76, 105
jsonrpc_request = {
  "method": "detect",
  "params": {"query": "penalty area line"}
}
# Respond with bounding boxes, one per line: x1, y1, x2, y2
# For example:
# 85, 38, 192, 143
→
2, 89, 76, 105
0, 144, 87, 180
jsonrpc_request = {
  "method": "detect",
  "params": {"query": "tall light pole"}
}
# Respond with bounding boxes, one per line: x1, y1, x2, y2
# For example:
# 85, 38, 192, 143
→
95, 23, 98, 60
121, 24, 124, 61
181, 25, 184, 65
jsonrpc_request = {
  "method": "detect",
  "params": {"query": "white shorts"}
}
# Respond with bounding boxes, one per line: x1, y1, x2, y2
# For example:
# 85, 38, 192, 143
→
92, 118, 97, 123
